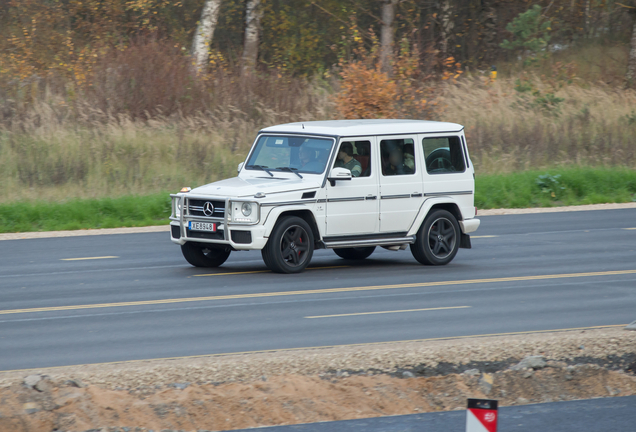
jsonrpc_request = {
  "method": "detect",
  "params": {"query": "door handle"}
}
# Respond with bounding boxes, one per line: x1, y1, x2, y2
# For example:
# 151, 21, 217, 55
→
366, 195, 377, 200
411, 192, 423, 198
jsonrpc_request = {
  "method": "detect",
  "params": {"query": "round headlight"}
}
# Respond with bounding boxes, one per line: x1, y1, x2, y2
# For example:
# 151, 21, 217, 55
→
241, 202, 252, 216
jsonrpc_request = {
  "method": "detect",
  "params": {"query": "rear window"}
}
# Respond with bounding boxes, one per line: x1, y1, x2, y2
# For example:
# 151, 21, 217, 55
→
422, 137, 466, 174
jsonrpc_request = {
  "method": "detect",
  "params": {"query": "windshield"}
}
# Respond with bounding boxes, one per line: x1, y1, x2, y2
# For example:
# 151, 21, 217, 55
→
245, 135, 335, 175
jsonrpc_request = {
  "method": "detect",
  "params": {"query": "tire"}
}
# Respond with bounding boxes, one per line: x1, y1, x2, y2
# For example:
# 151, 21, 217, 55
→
410, 209, 460, 265
333, 247, 376, 260
262, 216, 314, 274
181, 242, 231, 267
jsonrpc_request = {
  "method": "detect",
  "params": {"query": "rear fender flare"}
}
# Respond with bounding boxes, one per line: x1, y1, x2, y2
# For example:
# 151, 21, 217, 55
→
407, 198, 463, 237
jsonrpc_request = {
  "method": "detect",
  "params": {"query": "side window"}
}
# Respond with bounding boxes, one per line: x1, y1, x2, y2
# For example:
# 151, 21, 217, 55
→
380, 139, 416, 176
333, 140, 371, 177
422, 136, 466, 174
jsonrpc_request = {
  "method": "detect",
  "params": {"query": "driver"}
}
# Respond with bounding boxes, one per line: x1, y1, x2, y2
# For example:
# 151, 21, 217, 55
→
385, 146, 414, 175
298, 145, 315, 168
334, 142, 362, 177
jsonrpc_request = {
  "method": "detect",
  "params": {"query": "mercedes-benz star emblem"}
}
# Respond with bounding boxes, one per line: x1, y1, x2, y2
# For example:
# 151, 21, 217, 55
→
203, 201, 215, 217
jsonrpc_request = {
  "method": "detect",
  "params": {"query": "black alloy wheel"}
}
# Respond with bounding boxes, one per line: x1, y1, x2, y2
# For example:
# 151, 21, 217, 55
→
181, 242, 231, 267
262, 216, 314, 273
410, 209, 460, 265
333, 246, 376, 260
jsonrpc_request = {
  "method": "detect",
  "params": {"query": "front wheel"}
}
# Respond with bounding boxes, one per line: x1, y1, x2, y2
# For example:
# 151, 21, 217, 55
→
333, 247, 376, 260
181, 242, 231, 267
410, 210, 460, 265
262, 216, 314, 274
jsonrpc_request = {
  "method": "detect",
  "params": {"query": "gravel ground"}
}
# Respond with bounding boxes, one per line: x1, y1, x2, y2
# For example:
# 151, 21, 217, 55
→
1, 326, 633, 389
1, 327, 635, 432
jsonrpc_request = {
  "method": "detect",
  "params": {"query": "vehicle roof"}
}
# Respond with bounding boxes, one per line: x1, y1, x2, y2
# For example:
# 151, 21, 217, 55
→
259, 119, 464, 137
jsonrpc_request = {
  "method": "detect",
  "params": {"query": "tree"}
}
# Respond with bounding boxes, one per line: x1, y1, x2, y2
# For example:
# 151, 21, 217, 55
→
500, 5, 552, 58
192, 0, 223, 73
380, 0, 399, 75
241, 0, 263, 73
626, 3, 636, 85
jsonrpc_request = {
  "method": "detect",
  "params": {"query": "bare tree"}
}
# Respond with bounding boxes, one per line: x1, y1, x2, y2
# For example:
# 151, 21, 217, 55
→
191, 0, 223, 73
380, 0, 398, 76
241, 0, 263, 73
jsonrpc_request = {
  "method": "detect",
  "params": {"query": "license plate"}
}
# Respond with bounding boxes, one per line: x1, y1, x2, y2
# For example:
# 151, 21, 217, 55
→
189, 221, 217, 232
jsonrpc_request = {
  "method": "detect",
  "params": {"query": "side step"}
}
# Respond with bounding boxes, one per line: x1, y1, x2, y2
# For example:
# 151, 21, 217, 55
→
323, 236, 416, 249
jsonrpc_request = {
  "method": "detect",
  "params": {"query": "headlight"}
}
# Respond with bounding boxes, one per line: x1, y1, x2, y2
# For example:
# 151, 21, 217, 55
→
241, 202, 252, 216
173, 197, 182, 218
228, 201, 259, 224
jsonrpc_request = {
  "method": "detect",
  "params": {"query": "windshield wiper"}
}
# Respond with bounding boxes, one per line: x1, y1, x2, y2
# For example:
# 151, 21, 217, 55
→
247, 165, 274, 177
276, 167, 303, 179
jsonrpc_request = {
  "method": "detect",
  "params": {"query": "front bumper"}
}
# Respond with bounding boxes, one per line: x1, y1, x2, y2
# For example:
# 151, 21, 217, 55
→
169, 193, 268, 250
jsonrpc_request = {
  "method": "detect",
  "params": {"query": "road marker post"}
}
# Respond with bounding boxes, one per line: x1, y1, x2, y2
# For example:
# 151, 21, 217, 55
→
466, 398, 498, 432
625, 320, 636, 331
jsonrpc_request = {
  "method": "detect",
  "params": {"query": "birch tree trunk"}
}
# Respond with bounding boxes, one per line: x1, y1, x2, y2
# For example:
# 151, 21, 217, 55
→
439, 0, 454, 59
380, 0, 398, 76
191, 0, 223, 73
241, 0, 263, 73
628, 13, 636, 84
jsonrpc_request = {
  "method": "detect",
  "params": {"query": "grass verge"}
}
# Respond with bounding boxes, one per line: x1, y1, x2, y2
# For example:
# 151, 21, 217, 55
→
475, 167, 636, 209
0, 167, 634, 233
0, 193, 171, 233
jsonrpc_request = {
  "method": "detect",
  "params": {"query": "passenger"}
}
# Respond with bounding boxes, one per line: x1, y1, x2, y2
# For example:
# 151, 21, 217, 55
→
334, 142, 362, 177
384, 146, 414, 175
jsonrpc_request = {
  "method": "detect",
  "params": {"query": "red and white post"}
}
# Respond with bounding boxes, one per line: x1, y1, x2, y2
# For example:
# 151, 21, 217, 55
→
466, 398, 498, 432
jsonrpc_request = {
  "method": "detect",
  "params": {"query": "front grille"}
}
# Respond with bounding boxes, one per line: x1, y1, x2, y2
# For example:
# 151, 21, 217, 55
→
231, 230, 252, 244
186, 228, 225, 240
187, 199, 225, 218
171, 225, 181, 239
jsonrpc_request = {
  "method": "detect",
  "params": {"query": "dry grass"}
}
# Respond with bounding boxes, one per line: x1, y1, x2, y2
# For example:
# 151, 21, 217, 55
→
0, 77, 334, 203
443, 77, 636, 173
1, 73, 635, 204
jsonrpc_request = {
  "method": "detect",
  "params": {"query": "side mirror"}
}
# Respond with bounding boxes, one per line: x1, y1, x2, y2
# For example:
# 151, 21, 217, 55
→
328, 167, 352, 186
237, 162, 244, 173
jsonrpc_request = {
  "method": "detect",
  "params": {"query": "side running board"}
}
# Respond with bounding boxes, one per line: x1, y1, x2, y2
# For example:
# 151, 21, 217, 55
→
323, 236, 416, 249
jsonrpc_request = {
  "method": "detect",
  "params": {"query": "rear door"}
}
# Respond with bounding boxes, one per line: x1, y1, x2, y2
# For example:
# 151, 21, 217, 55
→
419, 133, 474, 217
378, 136, 424, 233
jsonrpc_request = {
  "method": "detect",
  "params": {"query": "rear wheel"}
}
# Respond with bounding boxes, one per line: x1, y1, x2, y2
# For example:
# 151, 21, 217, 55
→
410, 209, 460, 265
181, 242, 231, 267
262, 216, 314, 274
333, 247, 376, 260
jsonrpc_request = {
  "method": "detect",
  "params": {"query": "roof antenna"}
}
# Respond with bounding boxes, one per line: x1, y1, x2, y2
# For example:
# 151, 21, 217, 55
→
302, 123, 305, 129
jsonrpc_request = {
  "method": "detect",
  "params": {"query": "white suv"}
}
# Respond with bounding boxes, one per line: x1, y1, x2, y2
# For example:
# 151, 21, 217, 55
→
170, 120, 480, 273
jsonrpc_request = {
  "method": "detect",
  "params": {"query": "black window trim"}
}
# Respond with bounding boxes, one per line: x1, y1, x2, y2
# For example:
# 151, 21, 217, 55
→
461, 135, 470, 169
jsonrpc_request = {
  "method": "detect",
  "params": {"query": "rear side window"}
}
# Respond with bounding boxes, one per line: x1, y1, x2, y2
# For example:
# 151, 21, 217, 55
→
422, 136, 466, 174
380, 138, 416, 176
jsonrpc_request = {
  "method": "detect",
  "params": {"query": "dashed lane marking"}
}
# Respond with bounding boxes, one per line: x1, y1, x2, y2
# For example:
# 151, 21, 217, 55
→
305, 305, 471, 319
1, 269, 635, 316
60, 256, 119, 261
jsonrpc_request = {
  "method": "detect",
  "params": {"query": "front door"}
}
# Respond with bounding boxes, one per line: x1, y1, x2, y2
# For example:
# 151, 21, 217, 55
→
378, 136, 424, 233
325, 138, 379, 236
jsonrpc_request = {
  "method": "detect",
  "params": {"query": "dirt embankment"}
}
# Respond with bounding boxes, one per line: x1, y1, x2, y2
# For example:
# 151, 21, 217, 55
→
1, 327, 635, 432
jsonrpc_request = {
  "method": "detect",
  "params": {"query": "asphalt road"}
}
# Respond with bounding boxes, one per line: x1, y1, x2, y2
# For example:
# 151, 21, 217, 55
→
232, 395, 636, 432
0, 208, 635, 371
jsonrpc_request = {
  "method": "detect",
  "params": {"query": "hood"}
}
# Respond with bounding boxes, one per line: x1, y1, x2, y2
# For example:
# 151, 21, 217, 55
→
190, 175, 321, 198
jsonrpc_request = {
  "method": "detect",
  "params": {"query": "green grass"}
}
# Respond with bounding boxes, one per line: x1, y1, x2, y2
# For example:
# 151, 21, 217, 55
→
0, 167, 635, 233
0, 193, 171, 233
475, 167, 636, 209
